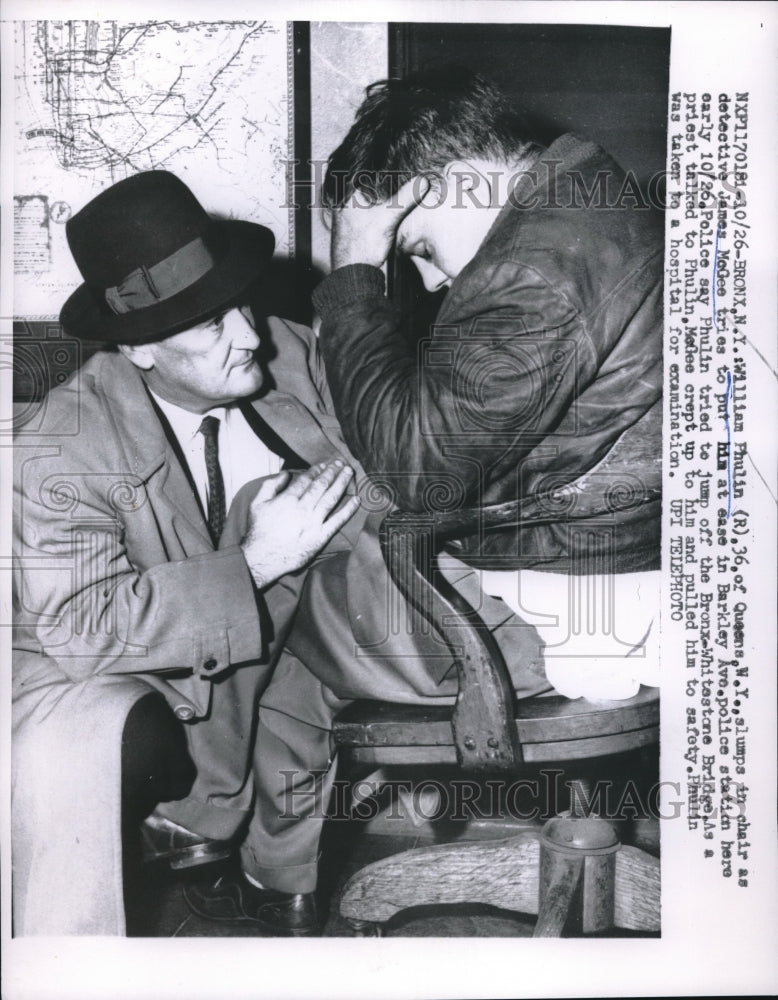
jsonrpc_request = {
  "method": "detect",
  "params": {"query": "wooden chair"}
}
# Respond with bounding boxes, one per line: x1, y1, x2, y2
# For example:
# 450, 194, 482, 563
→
331, 501, 661, 937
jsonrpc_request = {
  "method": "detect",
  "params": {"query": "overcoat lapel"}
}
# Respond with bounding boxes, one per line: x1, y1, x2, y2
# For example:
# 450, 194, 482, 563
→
96, 353, 213, 551
93, 332, 364, 556
250, 390, 347, 468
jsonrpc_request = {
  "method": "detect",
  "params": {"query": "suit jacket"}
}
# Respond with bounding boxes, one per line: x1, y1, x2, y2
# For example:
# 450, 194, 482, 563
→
12, 316, 365, 723
12, 315, 380, 935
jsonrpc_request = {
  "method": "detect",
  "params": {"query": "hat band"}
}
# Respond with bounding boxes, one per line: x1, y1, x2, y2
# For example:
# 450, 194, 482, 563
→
104, 237, 216, 315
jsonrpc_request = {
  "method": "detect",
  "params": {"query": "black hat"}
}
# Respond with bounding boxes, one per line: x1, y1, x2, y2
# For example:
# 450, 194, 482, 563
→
59, 171, 275, 343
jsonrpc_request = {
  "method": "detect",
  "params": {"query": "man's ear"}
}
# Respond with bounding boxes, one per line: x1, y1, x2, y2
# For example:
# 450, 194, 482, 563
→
442, 159, 495, 204
118, 342, 155, 371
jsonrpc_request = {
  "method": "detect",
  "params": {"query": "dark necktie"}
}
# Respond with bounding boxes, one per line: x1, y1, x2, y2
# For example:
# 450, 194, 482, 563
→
199, 415, 226, 544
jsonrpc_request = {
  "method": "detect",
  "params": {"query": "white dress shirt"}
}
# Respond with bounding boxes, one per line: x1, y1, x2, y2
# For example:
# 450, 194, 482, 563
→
149, 391, 283, 515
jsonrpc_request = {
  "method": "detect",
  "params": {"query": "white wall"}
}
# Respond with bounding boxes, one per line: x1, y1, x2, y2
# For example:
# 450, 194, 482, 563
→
309, 22, 388, 275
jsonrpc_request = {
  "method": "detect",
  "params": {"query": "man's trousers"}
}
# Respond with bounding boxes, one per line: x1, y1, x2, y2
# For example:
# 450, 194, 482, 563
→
242, 549, 551, 895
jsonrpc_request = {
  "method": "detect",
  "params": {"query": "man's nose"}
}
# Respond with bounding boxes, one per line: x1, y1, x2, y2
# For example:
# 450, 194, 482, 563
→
227, 308, 260, 350
412, 258, 449, 293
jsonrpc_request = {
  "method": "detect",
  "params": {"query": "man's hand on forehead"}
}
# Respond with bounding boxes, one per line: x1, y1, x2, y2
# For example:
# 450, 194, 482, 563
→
330, 176, 430, 271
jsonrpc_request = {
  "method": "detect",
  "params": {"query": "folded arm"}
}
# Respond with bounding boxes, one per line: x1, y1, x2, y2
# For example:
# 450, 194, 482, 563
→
314, 262, 595, 510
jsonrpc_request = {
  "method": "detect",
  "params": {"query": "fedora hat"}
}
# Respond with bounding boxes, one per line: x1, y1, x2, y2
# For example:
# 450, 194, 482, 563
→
59, 171, 275, 343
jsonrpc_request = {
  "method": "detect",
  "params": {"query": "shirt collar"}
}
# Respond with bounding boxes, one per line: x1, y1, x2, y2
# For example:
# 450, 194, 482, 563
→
148, 389, 228, 443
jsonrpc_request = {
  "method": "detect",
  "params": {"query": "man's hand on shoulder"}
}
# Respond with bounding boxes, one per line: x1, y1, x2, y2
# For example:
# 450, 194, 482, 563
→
331, 177, 429, 270
240, 460, 360, 589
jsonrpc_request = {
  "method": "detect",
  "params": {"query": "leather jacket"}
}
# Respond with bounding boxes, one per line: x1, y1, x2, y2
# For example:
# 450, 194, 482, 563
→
314, 135, 663, 573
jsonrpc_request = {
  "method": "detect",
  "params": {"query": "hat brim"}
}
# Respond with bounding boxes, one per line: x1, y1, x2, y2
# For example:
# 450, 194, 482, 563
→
59, 219, 275, 343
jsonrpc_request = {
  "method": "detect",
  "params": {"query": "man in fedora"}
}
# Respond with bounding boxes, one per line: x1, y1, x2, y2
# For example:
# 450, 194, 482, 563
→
12, 170, 362, 935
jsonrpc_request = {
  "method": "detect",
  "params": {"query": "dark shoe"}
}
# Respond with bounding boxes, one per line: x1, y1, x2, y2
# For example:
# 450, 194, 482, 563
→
183, 871, 320, 936
141, 813, 233, 870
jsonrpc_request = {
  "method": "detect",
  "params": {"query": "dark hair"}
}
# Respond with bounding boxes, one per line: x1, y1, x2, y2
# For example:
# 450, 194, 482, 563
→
322, 66, 545, 208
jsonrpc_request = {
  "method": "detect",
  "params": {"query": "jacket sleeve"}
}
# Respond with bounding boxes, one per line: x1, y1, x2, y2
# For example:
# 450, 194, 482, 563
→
313, 262, 598, 510
13, 449, 263, 685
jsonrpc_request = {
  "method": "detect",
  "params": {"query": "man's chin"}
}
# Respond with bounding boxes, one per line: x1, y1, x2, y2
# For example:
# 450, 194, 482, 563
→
231, 365, 265, 398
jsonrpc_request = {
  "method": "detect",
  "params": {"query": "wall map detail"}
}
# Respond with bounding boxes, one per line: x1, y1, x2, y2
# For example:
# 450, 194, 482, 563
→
14, 19, 292, 318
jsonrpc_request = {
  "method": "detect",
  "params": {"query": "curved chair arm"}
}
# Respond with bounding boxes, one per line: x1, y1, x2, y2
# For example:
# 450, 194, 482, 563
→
378, 487, 660, 773
379, 513, 521, 772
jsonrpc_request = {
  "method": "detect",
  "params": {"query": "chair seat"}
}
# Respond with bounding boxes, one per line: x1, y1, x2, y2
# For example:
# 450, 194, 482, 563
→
332, 685, 659, 766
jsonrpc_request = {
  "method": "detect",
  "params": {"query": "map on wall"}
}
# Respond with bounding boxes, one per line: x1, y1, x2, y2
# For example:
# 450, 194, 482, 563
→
14, 20, 293, 319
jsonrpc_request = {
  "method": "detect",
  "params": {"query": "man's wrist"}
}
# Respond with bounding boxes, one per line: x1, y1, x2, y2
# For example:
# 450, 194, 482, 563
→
240, 542, 273, 591
312, 264, 385, 322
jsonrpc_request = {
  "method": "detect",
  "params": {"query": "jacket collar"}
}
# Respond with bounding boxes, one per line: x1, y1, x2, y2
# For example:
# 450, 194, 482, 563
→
437, 133, 604, 323
95, 351, 171, 481
94, 352, 212, 547
90, 350, 352, 541
249, 389, 342, 468
92, 352, 332, 468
